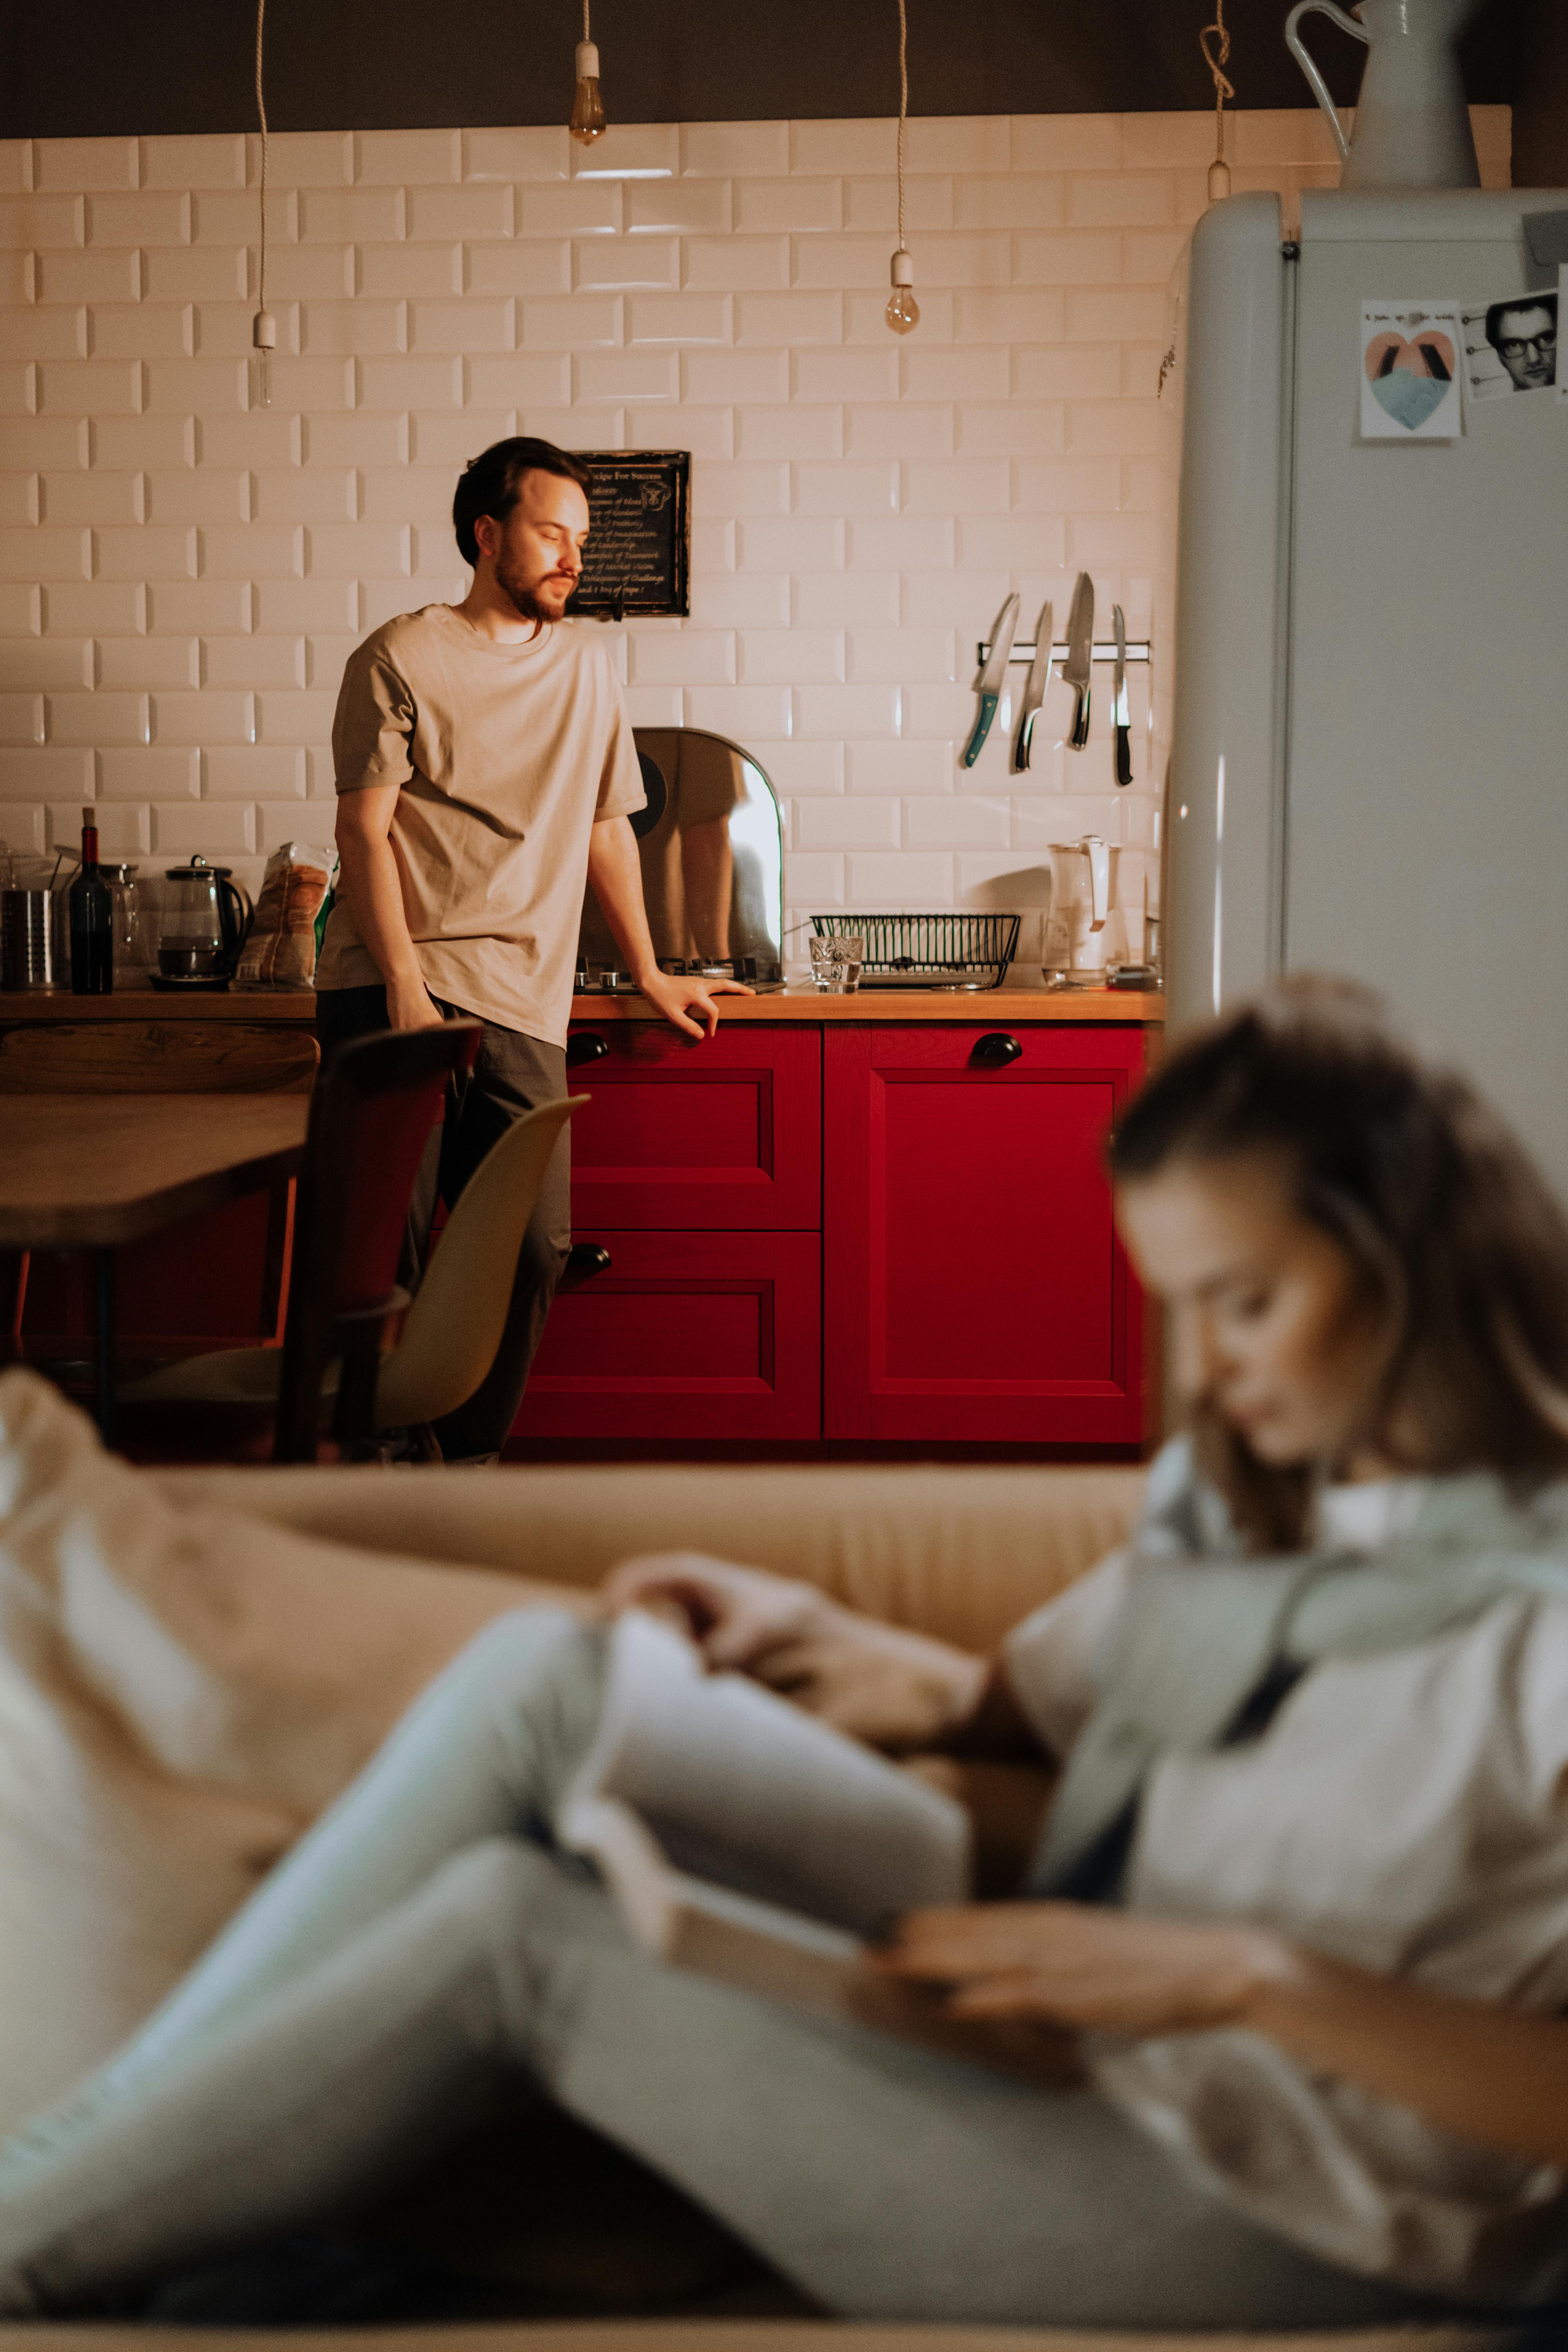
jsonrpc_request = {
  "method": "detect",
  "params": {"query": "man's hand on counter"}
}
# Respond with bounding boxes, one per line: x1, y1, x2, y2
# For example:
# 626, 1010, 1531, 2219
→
634, 963, 753, 1039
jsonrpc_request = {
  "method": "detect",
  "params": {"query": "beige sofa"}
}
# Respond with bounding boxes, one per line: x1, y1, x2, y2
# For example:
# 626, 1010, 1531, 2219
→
0, 1384, 1513, 2351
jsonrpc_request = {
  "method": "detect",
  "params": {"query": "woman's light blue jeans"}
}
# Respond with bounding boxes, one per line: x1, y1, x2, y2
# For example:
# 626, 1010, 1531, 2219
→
0, 1607, 1443, 2329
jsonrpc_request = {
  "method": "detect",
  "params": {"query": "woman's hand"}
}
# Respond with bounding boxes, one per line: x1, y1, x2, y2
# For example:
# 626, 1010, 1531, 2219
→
602, 1553, 990, 1753
876, 1900, 1296, 2037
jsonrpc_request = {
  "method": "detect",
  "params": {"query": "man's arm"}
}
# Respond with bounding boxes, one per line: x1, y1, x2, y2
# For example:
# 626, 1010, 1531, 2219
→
586, 814, 751, 1039
333, 785, 442, 1032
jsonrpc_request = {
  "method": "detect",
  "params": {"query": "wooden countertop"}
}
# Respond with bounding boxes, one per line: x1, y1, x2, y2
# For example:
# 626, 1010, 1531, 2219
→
0, 989, 320, 1021
1, 984, 1163, 1026
569, 984, 1164, 1023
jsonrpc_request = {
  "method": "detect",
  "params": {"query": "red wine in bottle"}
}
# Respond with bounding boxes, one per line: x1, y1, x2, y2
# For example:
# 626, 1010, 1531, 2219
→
69, 806, 113, 995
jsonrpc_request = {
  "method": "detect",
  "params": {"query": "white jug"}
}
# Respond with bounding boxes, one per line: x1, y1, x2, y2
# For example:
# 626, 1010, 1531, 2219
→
1044, 837, 1126, 985
1285, 0, 1481, 191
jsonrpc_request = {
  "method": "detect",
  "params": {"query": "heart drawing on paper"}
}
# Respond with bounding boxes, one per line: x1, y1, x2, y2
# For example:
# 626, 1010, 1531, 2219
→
1365, 331, 1456, 431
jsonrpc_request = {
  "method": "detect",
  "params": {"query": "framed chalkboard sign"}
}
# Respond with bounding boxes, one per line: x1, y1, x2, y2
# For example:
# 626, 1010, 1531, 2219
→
566, 451, 691, 621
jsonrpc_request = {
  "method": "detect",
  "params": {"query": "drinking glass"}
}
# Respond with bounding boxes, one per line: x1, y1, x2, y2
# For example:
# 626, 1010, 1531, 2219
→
809, 933, 865, 993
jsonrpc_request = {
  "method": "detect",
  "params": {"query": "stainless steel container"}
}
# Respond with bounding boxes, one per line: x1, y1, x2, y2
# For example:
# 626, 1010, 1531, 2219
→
0, 886, 54, 990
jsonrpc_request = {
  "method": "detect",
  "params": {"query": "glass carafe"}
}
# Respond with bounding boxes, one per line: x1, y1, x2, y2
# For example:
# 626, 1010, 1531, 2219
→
160, 858, 237, 980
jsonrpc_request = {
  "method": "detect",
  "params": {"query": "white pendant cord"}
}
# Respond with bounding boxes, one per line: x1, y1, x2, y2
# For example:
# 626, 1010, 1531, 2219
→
583, 0, 590, 40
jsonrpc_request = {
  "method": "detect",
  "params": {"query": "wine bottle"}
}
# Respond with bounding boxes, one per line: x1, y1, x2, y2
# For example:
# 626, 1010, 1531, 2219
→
69, 805, 113, 995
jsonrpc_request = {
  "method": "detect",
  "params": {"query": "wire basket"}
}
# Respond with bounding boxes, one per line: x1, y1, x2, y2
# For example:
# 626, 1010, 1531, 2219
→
809, 912, 1022, 990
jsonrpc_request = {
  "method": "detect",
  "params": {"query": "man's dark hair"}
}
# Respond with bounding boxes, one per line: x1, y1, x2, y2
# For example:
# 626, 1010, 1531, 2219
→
452, 437, 594, 566
1484, 294, 1555, 351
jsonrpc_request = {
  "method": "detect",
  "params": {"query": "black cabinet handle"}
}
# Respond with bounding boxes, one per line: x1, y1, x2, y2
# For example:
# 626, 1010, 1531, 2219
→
970, 1032, 1023, 1069
564, 1242, 613, 1284
566, 1031, 610, 1068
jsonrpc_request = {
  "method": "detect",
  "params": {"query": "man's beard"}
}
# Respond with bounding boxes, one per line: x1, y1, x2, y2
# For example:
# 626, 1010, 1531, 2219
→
495, 550, 573, 624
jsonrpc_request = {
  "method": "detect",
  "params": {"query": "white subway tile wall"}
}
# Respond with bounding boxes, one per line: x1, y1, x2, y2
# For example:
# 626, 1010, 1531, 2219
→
0, 106, 1510, 959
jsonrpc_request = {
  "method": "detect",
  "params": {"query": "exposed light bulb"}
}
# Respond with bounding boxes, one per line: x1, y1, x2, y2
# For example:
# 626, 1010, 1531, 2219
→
885, 247, 919, 337
252, 307, 276, 408
570, 40, 606, 143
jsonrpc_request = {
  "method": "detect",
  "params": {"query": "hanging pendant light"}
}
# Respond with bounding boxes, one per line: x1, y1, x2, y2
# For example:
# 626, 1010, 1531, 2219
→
1201, 0, 1234, 201
570, 1, 606, 144
885, 0, 918, 335
251, 0, 275, 405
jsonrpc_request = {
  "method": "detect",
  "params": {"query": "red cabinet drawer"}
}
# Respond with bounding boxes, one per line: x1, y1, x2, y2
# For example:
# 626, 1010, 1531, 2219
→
564, 1023, 819, 1230
824, 1024, 1149, 1444
514, 1229, 820, 1442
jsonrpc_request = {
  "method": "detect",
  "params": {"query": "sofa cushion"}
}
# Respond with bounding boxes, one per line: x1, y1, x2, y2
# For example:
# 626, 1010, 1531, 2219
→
155, 1459, 1146, 1656
0, 1369, 579, 2133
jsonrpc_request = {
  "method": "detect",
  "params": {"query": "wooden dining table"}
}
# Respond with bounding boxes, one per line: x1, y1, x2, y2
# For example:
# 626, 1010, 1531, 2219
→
0, 1091, 310, 1442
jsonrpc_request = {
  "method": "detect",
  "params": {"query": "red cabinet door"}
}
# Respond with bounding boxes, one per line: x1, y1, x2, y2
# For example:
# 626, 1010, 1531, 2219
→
514, 1229, 821, 1441
824, 1024, 1149, 1444
565, 1024, 819, 1230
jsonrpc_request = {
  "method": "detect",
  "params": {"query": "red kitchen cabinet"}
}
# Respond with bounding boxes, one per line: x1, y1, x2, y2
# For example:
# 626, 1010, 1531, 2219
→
519, 1229, 820, 1440
823, 1024, 1149, 1444
563, 1023, 819, 1230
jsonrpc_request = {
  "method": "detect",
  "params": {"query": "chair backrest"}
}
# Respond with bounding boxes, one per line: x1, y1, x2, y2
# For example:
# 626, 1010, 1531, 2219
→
272, 1020, 480, 1463
372, 1094, 579, 1431
0, 1021, 320, 1094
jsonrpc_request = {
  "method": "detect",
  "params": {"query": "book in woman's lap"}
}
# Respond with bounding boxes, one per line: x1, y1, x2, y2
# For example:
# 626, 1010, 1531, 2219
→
556, 1610, 1076, 2084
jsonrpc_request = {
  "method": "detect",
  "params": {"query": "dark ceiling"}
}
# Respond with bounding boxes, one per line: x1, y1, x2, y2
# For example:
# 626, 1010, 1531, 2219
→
0, 0, 1539, 139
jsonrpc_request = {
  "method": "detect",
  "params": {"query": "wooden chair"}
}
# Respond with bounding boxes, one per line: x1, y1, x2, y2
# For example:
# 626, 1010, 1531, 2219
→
0, 1022, 320, 1370
123, 1093, 580, 1452
121, 1022, 483, 1462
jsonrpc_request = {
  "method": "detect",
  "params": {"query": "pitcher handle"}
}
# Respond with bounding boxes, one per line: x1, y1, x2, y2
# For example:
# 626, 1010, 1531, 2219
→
1083, 835, 1110, 932
1284, 0, 1369, 167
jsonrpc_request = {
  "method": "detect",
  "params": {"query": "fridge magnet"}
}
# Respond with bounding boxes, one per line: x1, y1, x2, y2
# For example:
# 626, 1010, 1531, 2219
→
1359, 300, 1463, 439
1461, 291, 1558, 404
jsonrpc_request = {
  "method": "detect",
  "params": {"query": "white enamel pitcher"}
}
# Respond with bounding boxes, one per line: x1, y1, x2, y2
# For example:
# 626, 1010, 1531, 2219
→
1044, 837, 1126, 985
1285, 0, 1481, 191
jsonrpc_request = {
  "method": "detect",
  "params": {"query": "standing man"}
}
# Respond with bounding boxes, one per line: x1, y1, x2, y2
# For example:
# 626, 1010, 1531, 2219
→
314, 436, 748, 1462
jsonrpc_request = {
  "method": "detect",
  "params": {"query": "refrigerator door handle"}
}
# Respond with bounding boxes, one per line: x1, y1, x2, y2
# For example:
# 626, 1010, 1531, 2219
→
1285, 0, 1369, 167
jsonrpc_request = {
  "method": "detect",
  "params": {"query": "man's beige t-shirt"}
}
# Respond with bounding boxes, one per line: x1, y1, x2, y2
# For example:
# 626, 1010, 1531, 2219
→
315, 603, 645, 1047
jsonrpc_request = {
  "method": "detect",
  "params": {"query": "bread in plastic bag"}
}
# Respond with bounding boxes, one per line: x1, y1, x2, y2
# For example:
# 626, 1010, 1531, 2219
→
236, 840, 338, 988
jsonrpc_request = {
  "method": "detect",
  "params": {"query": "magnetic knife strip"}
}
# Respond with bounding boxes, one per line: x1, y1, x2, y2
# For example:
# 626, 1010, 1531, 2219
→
976, 636, 1153, 666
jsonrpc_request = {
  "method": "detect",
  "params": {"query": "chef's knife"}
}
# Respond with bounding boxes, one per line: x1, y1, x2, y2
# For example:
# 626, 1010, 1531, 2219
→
962, 591, 1019, 769
1112, 604, 1132, 786
1063, 572, 1094, 752
1012, 598, 1054, 773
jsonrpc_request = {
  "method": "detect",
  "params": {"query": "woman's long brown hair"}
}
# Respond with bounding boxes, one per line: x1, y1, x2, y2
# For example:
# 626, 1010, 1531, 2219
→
1108, 979, 1568, 1552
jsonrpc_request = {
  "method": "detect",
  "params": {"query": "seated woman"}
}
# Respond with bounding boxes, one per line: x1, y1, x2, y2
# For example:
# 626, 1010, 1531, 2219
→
8, 979, 1568, 2331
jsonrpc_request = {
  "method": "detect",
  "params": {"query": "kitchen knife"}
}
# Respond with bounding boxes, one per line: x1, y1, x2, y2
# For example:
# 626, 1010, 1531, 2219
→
962, 591, 1019, 769
1063, 572, 1094, 752
1112, 604, 1132, 786
1012, 598, 1054, 773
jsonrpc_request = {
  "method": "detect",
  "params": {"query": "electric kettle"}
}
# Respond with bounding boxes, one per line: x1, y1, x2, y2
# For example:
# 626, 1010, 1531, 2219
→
156, 856, 254, 986
1285, 0, 1482, 191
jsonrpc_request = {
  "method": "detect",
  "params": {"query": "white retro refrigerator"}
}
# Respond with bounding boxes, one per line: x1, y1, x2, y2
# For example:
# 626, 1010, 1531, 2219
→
1160, 189, 1568, 1196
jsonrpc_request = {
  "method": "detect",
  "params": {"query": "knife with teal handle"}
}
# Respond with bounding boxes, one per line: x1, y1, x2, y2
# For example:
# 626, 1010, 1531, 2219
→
962, 591, 1020, 768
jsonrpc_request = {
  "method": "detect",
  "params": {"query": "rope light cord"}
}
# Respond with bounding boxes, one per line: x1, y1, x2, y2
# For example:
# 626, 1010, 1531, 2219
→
254, 0, 268, 314
583, 0, 590, 39
884, 0, 917, 331
1200, 0, 1234, 198
896, 0, 908, 251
